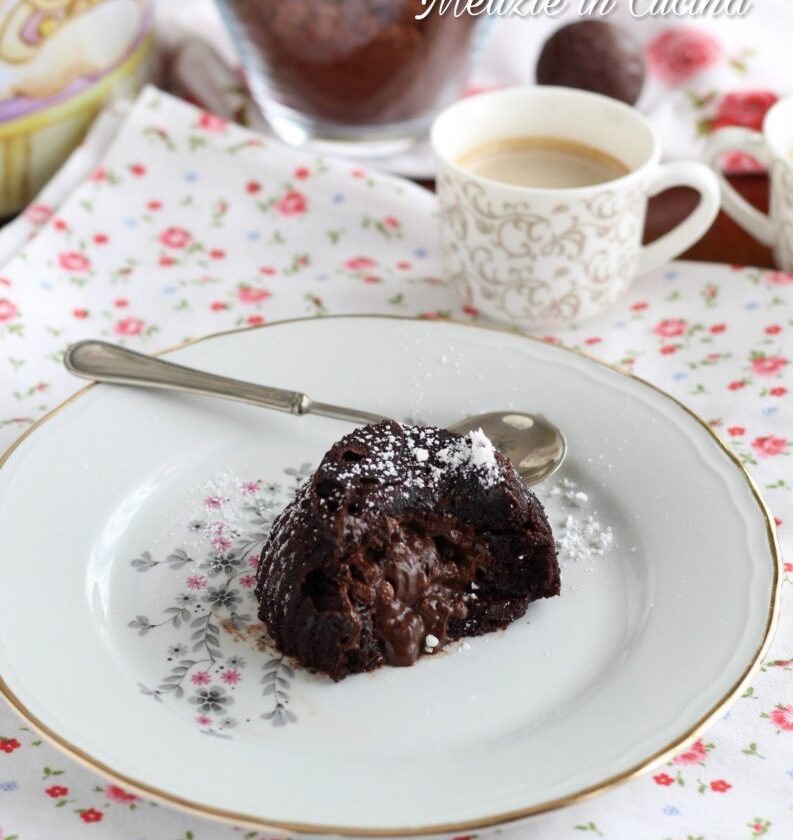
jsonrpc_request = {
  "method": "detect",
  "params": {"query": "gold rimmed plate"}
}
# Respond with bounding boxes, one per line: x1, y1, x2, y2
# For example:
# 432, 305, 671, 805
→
0, 316, 780, 835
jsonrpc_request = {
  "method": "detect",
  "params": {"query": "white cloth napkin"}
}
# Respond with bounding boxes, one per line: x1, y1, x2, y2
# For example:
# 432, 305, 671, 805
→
0, 86, 790, 840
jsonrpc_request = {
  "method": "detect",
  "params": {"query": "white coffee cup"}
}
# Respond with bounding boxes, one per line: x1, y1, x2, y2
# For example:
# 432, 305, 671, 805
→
431, 86, 721, 328
705, 96, 793, 271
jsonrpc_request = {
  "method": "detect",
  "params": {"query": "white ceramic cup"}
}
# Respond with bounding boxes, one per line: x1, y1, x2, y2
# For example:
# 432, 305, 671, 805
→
705, 96, 793, 271
431, 86, 721, 328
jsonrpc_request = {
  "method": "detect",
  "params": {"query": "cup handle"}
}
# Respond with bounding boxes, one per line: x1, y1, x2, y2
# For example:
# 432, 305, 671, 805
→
637, 161, 721, 275
703, 127, 775, 247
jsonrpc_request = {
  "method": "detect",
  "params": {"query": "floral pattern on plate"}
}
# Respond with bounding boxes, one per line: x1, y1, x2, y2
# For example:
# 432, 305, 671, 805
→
128, 468, 313, 731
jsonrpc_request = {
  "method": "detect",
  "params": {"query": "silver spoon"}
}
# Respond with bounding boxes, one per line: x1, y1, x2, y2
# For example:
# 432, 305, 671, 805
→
64, 340, 566, 485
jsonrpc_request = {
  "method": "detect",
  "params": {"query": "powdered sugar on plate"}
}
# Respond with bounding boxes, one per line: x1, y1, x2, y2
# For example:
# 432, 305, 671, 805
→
539, 477, 614, 567
556, 513, 614, 566
183, 469, 305, 562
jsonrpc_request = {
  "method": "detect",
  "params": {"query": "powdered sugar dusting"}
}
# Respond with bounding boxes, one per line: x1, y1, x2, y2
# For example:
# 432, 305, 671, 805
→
329, 423, 504, 496
184, 470, 306, 567
539, 477, 614, 566
436, 427, 500, 488
556, 513, 613, 564
467, 429, 500, 486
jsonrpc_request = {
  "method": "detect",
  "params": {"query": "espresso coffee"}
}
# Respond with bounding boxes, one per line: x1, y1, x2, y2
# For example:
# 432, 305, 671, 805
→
457, 137, 629, 189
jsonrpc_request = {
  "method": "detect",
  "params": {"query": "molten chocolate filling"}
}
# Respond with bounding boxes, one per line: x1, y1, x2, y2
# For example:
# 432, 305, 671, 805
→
302, 514, 489, 667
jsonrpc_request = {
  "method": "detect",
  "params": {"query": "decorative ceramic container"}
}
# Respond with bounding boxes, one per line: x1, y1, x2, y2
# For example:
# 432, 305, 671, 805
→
0, 0, 154, 215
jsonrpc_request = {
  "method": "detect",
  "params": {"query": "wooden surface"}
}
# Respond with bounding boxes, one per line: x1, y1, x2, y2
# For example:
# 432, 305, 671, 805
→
645, 174, 774, 268
421, 173, 776, 269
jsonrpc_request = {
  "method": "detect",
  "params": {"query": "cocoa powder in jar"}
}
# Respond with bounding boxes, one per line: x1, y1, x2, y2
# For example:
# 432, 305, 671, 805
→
227, 0, 479, 125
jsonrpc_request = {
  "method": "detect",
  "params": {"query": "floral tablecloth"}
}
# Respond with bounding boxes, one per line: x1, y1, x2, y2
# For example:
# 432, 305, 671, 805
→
0, 87, 790, 840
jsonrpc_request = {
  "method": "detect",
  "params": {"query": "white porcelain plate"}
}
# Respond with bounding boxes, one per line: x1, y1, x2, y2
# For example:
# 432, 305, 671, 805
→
0, 317, 779, 836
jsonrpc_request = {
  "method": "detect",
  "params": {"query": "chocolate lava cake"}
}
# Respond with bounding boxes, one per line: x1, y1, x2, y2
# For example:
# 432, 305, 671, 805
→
255, 421, 559, 681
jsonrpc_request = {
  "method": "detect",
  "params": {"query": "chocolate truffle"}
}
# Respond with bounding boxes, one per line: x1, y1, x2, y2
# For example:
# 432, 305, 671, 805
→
256, 421, 559, 681
536, 20, 646, 106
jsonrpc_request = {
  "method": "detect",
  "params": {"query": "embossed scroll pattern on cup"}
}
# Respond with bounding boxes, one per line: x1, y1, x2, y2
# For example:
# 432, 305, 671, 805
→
438, 175, 648, 324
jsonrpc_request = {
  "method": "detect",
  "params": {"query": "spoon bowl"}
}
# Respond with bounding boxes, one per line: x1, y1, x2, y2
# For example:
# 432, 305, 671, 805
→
448, 411, 566, 485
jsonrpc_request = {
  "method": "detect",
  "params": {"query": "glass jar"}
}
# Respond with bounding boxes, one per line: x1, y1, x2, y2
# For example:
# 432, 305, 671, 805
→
216, 0, 485, 156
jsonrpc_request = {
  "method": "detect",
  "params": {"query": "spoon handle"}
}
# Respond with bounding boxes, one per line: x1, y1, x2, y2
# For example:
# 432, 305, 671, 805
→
64, 340, 388, 427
